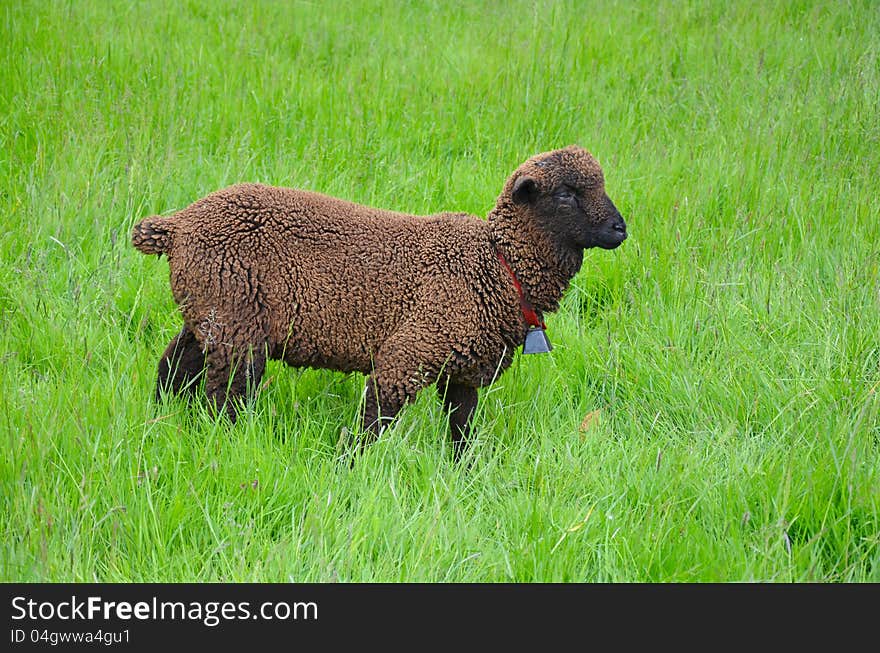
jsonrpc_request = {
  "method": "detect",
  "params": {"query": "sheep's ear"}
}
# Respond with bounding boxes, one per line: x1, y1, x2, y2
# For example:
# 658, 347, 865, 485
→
512, 176, 538, 204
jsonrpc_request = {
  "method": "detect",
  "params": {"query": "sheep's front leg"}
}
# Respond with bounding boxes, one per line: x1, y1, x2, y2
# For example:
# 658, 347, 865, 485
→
442, 381, 478, 460
359, 373, 407, 441
356, 353, 435, 453
353, 325, 445, 456
156, 326, 206, 400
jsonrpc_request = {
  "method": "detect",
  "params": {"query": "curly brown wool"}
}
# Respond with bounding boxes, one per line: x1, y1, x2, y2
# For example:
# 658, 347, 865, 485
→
132, 145, 627, 458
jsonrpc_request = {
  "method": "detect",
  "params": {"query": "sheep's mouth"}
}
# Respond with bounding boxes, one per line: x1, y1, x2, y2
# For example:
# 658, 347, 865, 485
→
598, 236, 625, 249
594, 222, 627, 249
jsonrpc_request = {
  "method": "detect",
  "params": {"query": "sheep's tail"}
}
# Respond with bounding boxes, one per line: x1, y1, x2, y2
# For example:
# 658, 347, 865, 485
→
131, 215, 175, 256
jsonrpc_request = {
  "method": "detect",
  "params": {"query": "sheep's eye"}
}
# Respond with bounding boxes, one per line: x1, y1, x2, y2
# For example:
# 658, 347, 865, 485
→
555, 187, 580, 208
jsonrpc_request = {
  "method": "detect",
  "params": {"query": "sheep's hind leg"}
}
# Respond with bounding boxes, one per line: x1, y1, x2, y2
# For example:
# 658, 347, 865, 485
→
203, 342, 267, 423
441, 381, 478, 461
156, 327, 206, 400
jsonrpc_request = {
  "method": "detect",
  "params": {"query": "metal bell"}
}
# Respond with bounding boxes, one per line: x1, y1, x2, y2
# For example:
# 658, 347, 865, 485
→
523, 327, 552, 355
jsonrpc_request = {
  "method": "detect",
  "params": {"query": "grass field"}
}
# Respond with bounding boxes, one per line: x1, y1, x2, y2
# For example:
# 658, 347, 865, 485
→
2, 0, 878, 582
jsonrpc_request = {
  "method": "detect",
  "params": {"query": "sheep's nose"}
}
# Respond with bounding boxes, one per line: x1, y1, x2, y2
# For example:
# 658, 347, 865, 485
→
612, 220, 627, 234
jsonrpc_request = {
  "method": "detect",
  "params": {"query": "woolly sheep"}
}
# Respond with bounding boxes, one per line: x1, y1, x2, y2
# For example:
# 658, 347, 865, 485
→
131, 145, 627, 457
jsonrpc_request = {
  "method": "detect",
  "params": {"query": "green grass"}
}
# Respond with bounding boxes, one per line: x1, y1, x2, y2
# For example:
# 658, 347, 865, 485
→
2, 0, 879, 582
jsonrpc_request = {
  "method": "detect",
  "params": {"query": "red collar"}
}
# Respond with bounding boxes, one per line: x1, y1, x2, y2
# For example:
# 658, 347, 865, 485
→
496, 251, 546, 330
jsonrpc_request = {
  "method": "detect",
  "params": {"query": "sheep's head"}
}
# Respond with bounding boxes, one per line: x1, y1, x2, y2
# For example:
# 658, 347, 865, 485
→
502, 145, 627, 251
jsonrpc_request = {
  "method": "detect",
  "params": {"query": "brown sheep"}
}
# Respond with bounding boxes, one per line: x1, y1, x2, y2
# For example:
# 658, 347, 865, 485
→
131, 145, 627, 457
